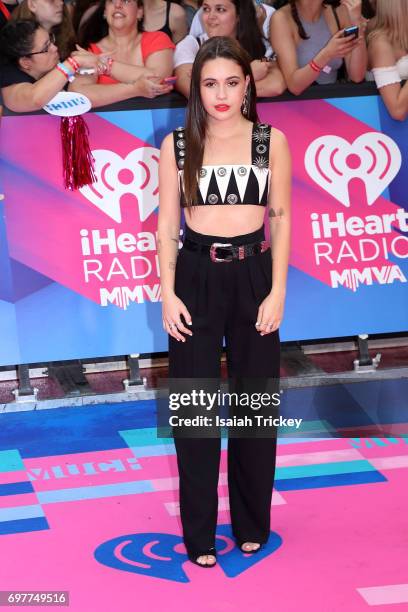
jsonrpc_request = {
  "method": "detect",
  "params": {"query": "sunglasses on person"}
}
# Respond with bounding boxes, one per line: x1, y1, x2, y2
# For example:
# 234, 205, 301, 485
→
25, 33, 56, 56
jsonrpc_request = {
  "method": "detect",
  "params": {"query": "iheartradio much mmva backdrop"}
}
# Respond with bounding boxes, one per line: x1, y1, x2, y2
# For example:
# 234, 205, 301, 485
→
0, 95, 407, 365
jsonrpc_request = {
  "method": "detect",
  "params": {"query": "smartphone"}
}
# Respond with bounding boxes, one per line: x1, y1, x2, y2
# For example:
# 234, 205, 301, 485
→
343, 25, 359, 38
163, 76, 177, 85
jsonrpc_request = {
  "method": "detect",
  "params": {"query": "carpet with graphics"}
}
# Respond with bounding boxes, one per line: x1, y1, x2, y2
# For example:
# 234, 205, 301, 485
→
1, 383, 407, 611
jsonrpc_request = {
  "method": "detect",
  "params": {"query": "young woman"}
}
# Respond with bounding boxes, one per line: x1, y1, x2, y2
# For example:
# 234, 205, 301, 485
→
142, 0, 188, 43
174, 0, 286, 98
367, 0, 408, 121
0, 19, 99, 112
70, 0, 175, 106
158, 36, 291, 567
12, 0, 76, 60
189, 1, 276, 56
270, 0, 368, 95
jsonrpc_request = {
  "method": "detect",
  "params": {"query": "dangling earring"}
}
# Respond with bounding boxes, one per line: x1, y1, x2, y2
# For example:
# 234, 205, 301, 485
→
241, 88, 249, 117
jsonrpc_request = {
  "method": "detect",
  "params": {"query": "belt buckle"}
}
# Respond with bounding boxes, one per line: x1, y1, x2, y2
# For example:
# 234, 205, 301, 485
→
210, 242, 233, 263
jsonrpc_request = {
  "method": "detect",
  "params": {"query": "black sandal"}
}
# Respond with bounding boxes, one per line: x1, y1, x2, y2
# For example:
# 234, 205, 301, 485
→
187, 547, 217, 568
237, 541, 263, 554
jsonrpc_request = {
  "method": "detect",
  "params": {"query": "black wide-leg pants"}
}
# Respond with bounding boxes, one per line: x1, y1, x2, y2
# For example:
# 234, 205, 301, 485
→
169, 225, 280, 558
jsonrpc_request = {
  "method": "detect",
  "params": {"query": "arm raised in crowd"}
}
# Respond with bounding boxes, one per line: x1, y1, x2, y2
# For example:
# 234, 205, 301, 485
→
336, 0, 368, 83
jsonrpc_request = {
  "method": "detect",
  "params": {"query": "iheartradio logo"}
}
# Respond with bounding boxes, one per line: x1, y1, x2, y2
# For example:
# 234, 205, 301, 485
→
305, 132, 401, 207
79, 147, 160, 223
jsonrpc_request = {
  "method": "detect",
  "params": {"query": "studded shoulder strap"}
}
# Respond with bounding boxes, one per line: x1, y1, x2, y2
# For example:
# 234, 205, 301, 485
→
173, 127, 186, 170
251, 123, 272, 170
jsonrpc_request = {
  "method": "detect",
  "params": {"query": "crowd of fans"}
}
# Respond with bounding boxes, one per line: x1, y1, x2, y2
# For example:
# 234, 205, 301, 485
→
0, 0, 407, 120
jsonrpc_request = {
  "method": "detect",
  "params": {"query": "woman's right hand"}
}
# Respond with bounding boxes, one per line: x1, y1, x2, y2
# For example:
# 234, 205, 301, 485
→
162, 292, 193, 342
323, 29, 361, 61
71, 45, 107, 70
133, 75, 173, 98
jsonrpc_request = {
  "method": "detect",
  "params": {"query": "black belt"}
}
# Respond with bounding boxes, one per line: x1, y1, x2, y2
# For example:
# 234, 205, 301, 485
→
183, 237, 269, 262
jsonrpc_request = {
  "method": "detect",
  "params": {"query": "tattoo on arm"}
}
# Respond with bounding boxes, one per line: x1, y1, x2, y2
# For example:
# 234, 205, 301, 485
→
269, 207, 285, 219
169, 262, 176, 270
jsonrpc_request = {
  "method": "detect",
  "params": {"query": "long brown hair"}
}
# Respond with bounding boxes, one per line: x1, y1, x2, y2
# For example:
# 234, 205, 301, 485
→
288, 0, 342, 40
230, 0, 266, 60
183, 36, 258, 208
12, 0, 76, 60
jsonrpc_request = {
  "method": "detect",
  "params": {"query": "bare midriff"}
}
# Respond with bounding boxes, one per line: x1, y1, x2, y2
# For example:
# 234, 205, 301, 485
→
184, 204, 266, 237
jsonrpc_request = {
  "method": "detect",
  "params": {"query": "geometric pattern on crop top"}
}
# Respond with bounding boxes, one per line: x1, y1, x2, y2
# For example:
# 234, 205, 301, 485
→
173, 122, 272, 207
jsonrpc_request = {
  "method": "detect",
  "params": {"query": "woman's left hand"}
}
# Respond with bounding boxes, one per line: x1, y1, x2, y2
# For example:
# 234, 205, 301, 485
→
250, 59, 269, 82
255, 290, 285, 336
340, 0, 362, 22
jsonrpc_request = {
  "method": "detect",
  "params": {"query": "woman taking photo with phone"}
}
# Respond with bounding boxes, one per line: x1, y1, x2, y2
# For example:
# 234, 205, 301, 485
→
158, 36, 291, 567
270, 0, 368, 95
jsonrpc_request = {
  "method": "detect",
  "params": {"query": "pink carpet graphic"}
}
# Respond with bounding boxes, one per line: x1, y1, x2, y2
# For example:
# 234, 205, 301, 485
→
0, 97, 407, 365
1, 394, 408, 611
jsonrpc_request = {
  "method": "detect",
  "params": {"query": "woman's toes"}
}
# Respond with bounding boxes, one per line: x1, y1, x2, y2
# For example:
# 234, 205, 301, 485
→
241, 542, 260, 552
196, 554, 216, 566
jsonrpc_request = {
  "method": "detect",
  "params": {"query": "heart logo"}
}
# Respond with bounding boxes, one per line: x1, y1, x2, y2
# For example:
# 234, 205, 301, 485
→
304, 132, 401, 207
79, 147, 160, 223
94, 526, 282, 582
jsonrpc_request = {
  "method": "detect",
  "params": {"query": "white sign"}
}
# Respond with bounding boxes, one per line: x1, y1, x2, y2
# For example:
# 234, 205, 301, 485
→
43, 91, 91, 117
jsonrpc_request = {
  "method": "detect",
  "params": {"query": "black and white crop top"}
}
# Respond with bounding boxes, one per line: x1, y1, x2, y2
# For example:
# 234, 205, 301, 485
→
173, 122, 272, 207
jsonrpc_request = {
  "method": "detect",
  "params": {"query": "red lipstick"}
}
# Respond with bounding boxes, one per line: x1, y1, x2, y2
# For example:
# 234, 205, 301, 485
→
214, 104, 230, 112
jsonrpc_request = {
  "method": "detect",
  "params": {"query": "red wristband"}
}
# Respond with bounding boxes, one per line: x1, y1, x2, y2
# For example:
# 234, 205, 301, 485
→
309, 60, 322, 73
66, 56, 80, 73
